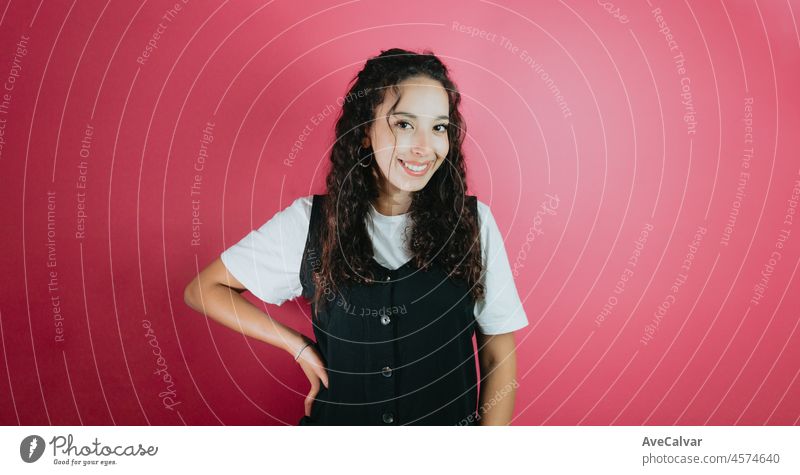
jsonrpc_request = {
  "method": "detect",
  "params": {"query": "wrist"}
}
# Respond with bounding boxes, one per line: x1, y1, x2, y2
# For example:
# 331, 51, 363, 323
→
285, 332, 312, 359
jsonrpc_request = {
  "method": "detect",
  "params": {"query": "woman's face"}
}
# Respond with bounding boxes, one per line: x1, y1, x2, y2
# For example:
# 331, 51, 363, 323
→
366, 75, 450, 194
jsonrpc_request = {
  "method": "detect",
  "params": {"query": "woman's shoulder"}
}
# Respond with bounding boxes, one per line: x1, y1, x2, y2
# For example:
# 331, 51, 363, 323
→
274, 194, 315, 221
471, 197, 504, 252
289, 194, 314, 213
472, 196, 492, 222
250, 195, 315, 237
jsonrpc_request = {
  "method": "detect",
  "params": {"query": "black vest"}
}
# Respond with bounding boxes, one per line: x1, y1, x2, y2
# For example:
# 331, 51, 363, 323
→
297, 194, 479, 425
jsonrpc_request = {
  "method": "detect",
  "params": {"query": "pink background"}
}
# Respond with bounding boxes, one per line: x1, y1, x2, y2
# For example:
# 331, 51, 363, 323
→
1, 0, 799, 425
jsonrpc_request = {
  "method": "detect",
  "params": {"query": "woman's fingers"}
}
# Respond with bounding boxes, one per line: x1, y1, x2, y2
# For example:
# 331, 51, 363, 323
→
298, 344, 329, 389
304, 378, 320, 417
295, 343, 329, 416
315, 365, 329, 389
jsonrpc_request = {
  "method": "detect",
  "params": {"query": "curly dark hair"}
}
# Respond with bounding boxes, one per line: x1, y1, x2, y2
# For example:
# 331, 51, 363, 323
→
311, 47, 484, 311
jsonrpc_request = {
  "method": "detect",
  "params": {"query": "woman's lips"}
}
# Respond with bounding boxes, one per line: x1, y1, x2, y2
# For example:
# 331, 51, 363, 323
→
397, 157, 433, 176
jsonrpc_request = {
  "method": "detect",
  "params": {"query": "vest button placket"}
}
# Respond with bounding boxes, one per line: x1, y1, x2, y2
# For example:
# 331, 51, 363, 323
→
370, 266, 398, 424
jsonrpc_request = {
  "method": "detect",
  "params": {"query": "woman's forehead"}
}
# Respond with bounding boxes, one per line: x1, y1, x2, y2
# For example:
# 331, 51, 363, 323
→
379, 79, 449, 117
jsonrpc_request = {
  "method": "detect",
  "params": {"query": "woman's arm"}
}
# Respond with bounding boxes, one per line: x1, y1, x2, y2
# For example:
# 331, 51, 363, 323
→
475, 331, 519, 426
184, 257, 329, 416
183, 257, 310, 361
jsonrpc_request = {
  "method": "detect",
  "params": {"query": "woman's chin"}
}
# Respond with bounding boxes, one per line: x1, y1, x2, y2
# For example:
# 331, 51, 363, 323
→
394, 179, 429, 192
377, 169, 434, 193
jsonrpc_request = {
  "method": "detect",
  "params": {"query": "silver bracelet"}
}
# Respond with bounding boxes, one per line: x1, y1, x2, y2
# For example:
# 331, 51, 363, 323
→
294, 341, 312, 361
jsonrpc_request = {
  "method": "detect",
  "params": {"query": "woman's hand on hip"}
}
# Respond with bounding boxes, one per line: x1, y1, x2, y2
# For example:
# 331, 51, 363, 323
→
291, 336, 329, 417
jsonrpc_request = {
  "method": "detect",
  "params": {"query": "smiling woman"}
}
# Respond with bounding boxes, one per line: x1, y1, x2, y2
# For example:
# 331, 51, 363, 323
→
184, 48, 529, 426
368, 77, 450, 187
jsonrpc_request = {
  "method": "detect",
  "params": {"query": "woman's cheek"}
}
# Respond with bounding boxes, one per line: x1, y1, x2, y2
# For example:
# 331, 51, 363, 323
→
435, 137, 448, 156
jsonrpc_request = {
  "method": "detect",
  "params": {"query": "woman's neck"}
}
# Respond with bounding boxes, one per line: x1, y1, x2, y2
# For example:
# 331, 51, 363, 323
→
373, 185, 412, 216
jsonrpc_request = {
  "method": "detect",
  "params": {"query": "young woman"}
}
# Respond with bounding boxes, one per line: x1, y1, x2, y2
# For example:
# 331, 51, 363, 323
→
184, 48, 528, 425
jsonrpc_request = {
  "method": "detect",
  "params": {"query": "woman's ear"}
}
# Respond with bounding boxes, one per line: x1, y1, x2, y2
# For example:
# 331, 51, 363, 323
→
362, 124, 374, 148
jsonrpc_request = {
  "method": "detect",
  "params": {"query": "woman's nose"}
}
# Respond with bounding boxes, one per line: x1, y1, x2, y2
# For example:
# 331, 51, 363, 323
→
412, 130, 432, 156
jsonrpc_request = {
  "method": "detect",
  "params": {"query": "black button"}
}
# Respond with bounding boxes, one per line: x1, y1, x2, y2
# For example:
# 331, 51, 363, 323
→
382, 412, 394, 424
385, 275, 391, 281
381, 366, 392, 377
380, 315, 391, 325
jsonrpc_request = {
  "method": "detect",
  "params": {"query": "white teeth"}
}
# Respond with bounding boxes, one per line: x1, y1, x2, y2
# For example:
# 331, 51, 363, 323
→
400, 160, 428, 172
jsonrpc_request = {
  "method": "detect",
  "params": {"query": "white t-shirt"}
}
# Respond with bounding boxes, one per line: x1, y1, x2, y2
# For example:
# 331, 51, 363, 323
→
220, 195, 529, 335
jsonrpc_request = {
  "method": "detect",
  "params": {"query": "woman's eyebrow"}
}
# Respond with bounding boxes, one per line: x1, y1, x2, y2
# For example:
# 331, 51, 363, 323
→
392, 111, 450, 121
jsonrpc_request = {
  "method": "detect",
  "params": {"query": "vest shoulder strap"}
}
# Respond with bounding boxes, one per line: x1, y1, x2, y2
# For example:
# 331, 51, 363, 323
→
299, 194, 326, 300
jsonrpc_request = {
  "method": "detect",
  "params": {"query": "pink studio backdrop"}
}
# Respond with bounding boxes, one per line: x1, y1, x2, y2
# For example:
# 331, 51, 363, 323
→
1, 0, 798, 426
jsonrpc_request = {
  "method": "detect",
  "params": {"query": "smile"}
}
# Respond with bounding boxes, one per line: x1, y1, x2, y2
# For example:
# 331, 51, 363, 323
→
397, 158, 433, 176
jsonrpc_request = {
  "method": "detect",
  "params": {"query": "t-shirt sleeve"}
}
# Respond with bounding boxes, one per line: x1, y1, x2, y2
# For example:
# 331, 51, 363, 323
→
474, 200, 530, 335
219, 195, 312, 306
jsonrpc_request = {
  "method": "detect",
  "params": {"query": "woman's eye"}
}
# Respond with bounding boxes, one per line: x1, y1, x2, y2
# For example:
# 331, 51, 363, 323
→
395, 121, 412, 129
434, 124, 448, 133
